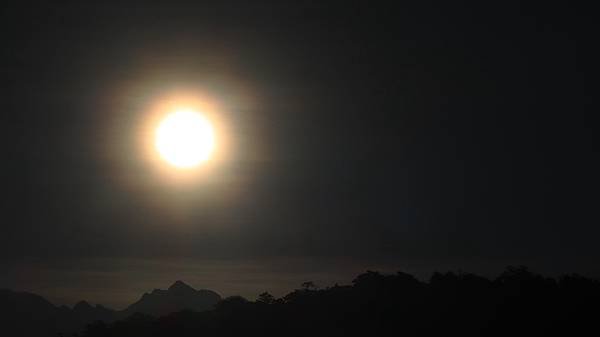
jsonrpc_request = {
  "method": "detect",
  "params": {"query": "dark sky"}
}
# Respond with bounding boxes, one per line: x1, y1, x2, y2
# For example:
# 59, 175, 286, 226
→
1, 2, 598, 308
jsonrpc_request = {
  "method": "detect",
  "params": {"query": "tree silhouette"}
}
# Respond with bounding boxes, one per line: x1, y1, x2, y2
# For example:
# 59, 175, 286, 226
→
301, 281, 317, 291
256, 292, 275, 304
64, 267, 600, 337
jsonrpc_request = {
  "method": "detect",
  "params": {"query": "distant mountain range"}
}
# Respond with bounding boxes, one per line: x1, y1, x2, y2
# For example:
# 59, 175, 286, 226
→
0, 281, 222, 337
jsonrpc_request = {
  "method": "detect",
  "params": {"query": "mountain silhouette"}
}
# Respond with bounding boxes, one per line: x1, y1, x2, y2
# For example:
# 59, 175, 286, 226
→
4, 270, 600, 337
0, 289, 116, 337
0, 281, 221, 337
81, 268, 600, 337
169, 280, 196, 293
71, 300, 117, 331
122, 280, 222, 317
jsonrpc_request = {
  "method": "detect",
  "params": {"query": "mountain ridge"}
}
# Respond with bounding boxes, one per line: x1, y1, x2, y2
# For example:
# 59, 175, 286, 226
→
0, 281, 222, 337
123, 280, 221, 317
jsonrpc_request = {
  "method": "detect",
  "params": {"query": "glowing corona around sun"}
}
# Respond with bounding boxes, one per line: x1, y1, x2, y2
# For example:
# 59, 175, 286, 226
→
155, 109, 215, 168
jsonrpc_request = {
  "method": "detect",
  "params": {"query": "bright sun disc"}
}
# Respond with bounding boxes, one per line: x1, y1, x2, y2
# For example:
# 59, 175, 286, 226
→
155, 109, 215, 168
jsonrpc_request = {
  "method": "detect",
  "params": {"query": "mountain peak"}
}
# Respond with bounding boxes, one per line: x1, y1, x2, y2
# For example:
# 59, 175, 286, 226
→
73, 300, 93, 311
168, 280, 196, 294
123, 281, 221, 317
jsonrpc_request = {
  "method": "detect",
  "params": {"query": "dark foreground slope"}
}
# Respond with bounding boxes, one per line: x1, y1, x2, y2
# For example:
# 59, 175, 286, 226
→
79, 267, 600, 337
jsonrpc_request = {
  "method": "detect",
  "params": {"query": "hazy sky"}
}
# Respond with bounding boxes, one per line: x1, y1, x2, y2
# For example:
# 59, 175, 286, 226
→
1, 2, 597, 308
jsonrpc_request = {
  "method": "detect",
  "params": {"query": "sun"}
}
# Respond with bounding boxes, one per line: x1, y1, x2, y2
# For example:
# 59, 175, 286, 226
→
155, 109, 215, 168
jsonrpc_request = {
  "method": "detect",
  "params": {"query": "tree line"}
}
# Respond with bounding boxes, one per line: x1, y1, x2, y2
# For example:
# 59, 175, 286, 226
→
76, 266, 600, 337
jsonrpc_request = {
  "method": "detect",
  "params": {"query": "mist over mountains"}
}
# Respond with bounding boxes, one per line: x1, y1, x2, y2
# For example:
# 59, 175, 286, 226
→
0, 281, 221, 337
